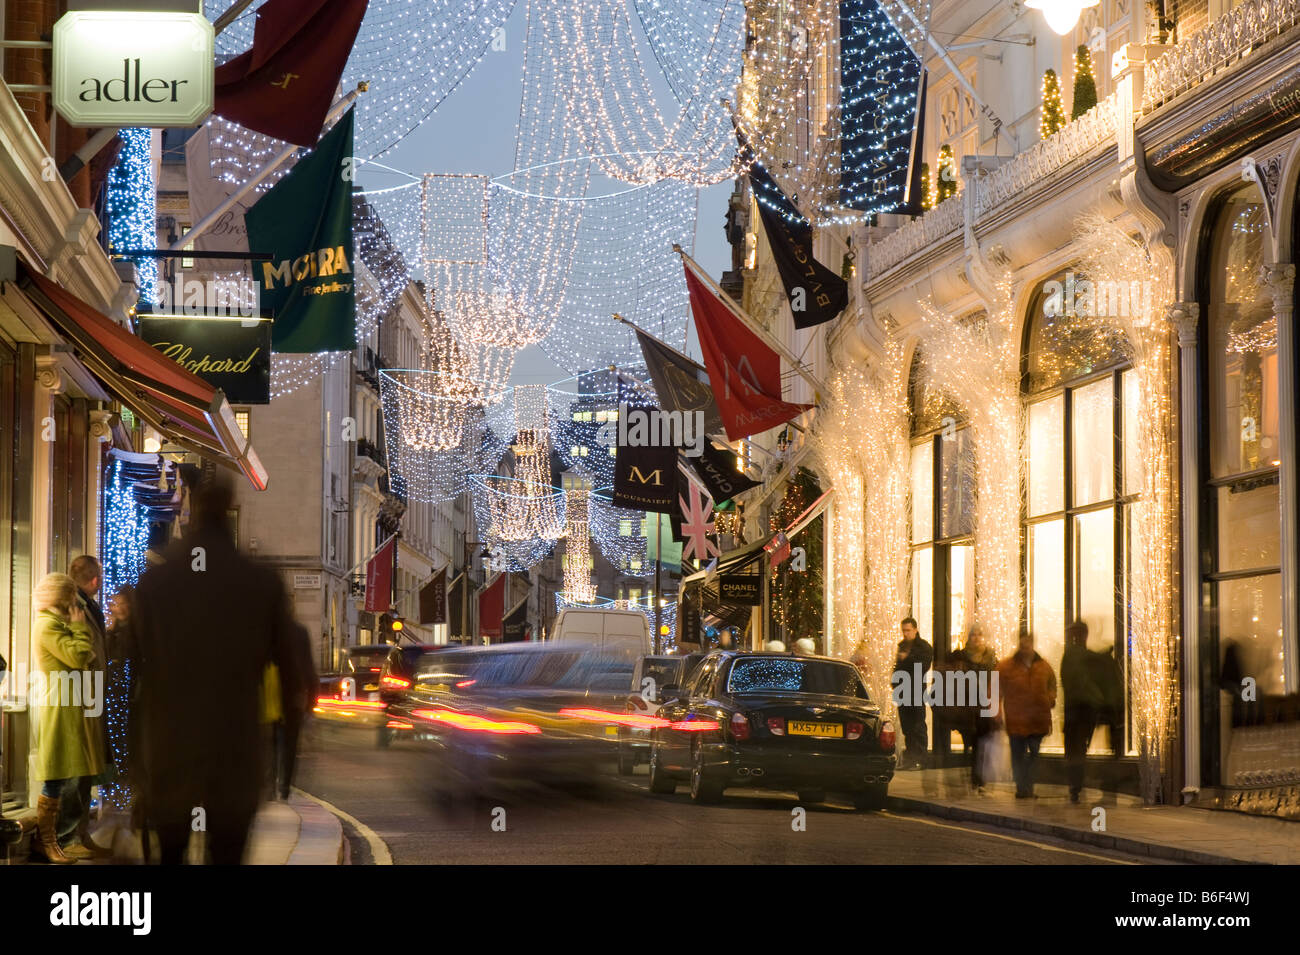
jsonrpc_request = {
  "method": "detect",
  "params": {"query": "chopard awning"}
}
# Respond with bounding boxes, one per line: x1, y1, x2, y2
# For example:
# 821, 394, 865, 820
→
6, 265, 267, 489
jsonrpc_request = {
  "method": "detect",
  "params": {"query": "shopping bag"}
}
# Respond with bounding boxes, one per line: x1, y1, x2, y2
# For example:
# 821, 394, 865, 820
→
980, 729, 1012, 783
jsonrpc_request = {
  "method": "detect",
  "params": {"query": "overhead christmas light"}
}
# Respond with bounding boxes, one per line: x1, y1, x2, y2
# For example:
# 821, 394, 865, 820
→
1025, 0, 1098, 36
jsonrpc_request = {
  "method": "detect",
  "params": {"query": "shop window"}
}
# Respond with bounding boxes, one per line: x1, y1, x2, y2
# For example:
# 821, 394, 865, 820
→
1023, 271, 1136, 753
908, 347, 975, 662
1203, 186, 1285, 697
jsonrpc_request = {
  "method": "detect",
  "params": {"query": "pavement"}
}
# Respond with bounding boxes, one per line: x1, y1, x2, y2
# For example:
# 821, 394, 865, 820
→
4, 790, 344, 865
888, 765, 1300, 865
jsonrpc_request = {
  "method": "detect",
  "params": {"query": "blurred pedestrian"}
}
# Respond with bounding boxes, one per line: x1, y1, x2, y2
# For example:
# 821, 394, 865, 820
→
275, 623, 318, 805
997, 628, 1056, 799
30, 573, 106, 864
1061, 620, 1105, 803
894, 617, 933, 769
946, 623, 997, 793
132, 478, 311, 865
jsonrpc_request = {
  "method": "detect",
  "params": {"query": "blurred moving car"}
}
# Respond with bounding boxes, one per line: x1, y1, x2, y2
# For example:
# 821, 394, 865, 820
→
313, 644, 396, 727
647, 650, 896, 809
377, 645, 465, 746
398, 643, 640, 797
617, 653, 706, 774
551, 608, 652, 654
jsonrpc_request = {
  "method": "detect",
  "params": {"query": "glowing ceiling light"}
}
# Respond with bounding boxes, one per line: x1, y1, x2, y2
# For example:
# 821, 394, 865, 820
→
1025, 0, 1099, 36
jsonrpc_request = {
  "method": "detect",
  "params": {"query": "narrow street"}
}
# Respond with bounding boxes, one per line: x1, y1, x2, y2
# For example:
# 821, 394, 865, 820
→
297, 723, 1155, 866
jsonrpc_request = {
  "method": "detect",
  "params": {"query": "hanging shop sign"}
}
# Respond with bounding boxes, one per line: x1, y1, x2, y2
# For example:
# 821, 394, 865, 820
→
719, 574, 762, 606
52, 10, 214, 128
137, 315, 271, 405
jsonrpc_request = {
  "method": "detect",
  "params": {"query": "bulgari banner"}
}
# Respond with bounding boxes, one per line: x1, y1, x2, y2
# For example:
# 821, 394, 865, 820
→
52, 10, 214, 127
137, 316, 271, 404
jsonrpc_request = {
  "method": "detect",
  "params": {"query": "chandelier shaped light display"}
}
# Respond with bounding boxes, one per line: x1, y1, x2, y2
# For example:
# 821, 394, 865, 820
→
471, 475, 567, 571
562, 490, 597, 603
207, 0, 520, 160
545, 0, 744, 185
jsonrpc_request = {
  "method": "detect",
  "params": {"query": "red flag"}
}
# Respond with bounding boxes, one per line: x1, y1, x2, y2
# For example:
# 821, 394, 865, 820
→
684, 263, 813, 441
213, 0, 369, 147
478, 574, 505, 641
364, 536, 395, 613
765, 530, 792, 574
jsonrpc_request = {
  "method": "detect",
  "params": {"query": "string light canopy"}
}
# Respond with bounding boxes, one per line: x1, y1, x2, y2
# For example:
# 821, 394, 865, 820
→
548, 374, 621, 487
380, 374, 510, 503
548, 0, 743, 185
588, 486, 652, 577
471, 474, 567, 571
207, 0, 519, 160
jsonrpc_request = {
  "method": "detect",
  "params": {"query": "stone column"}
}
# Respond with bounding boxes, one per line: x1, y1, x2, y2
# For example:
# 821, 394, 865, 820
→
1170, 302, 1201, 793
1262, 263, 1298, 692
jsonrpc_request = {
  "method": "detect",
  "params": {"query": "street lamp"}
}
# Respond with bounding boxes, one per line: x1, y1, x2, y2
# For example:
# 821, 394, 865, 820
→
1025, 0, 1099, 36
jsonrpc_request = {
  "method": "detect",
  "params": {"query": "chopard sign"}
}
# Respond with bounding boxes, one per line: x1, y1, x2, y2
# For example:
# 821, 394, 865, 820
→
138, 316, 271, 405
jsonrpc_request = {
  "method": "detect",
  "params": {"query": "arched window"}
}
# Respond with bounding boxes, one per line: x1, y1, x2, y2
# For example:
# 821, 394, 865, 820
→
1022, 270, 1135, 754
908, 340, 975, 671
1203, 186, 1284, 697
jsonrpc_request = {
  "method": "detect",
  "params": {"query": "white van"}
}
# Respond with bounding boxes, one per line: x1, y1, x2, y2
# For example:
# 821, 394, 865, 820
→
551, 608, 652, 655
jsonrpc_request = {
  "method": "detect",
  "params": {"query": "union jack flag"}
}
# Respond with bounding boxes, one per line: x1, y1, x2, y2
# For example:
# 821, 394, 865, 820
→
678, 480, 718, 563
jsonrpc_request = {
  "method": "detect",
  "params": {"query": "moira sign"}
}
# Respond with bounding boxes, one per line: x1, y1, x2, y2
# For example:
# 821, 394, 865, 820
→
53, 11, 213, 127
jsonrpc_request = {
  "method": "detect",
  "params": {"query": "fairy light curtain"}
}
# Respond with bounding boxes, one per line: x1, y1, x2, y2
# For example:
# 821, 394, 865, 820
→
104, 127, 158, 304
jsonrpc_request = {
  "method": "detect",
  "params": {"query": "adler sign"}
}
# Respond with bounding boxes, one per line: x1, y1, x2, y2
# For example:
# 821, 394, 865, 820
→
53, 11, 213, 127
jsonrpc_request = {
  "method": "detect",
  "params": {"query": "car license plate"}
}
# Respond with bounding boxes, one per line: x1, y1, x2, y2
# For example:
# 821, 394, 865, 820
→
605, 726, 619, 736
363, 684, 379, 692
787, 721, 843, 738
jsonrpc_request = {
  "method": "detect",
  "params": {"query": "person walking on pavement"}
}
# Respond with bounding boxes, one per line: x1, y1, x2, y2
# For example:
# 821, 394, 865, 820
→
30, 573, 106, 864
997, 627, 1056, 799
1061, 620, 1105, 803
894, 617, 933, 769
132, 477, 312, 865
64, 556, 113, 859
947, 623, 998, 793
275, 621, 316, 801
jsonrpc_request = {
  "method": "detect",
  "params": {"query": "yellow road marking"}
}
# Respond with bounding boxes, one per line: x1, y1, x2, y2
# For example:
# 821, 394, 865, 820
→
292, 788, 393, 865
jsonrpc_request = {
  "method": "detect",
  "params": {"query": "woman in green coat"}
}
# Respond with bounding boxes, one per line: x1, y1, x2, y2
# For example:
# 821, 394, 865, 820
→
31, 572, 105, 864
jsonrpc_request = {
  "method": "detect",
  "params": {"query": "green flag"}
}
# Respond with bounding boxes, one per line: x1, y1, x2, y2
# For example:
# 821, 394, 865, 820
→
245, 107, 356, 353
644, 513, 682, 570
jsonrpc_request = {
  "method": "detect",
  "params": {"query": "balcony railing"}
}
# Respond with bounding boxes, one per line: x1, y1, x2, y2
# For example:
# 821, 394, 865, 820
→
866, 93, 1120, 281
1143, 0, 1300, 113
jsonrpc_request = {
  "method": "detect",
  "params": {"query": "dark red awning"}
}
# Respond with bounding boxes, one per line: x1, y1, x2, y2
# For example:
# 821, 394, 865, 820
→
478, 574, 505, 641
12, 266, 267, 489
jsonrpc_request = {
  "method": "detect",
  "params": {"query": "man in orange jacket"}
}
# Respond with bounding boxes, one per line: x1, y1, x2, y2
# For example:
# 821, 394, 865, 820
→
996, 627, 1057, 799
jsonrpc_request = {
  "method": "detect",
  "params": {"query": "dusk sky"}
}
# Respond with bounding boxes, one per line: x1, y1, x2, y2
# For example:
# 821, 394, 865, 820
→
358, 2, 731, 386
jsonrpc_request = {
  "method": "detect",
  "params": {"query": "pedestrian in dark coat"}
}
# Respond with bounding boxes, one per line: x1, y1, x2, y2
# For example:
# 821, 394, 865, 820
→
997, 628, 1057, 798
131, 478, 310, 865
893, 616, 934, 768
945, 624, 998, 792
1061, 621, 1105, 802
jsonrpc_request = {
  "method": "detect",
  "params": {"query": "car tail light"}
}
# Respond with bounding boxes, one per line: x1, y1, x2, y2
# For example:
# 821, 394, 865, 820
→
381, 675, 411, 690
847, 721, 864, 740
879, 720, 896, 752
730, 712, 751, 741
767, 717, 785, 736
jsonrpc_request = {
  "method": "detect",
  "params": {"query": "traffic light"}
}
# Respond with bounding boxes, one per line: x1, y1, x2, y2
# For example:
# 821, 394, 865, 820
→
378, 613, 405, 641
